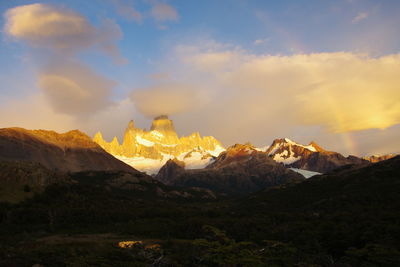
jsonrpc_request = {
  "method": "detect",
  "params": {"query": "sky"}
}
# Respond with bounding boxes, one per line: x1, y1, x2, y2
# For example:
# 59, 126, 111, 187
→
0, 0, 399, 156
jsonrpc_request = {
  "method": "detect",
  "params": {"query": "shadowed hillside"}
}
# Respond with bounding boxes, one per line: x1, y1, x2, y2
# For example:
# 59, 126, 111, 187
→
0, 156, 399, 266
0, 128, 136, 173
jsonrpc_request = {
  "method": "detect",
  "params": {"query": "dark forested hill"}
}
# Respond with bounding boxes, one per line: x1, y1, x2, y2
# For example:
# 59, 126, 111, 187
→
0, 156, 399, 266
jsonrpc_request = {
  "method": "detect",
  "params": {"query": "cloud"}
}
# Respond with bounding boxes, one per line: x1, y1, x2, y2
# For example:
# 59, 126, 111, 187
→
38, 60, 116, 116
254, 38, 269, 45
4, 3, 123, 60
144, 43, 400, 150
0, 93, 143, 143
112, 0, 143, 23
3, 3, 124, 119
0, 93, 76, 132
130, 83, 208, 117
150, 2, 178, 22
352, 12, 368, 23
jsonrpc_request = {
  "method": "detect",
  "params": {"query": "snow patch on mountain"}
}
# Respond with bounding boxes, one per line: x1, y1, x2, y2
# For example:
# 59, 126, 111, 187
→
284, 138, 317, 152
273, 149, 300, 164
289, 168, 321, 178
255, 146, 269, 152
267, 144, 280, 155
178, 151, 215, 170
150, 130, 164, 139
135, 135, 155, 147
115, 156, 164, 175
207, 145, 225, 157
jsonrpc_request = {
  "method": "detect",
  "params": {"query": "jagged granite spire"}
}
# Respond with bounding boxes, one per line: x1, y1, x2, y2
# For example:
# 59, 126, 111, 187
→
150, 115, 176, 133
93, 116, 225, 173
125, 120, 136, 134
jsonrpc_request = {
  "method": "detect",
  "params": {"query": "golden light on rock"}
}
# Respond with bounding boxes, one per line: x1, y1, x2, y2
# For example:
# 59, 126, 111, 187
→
118, 241, 143, 248
93, 116, 224, 160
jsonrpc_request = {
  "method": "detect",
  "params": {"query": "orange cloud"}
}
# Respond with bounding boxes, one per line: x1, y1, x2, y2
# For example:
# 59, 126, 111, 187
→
131, 84, 208, 117
3, 3, 123, 119
4, 3, 123, 60
175, 46, 400, 133
38, 61, 115, 116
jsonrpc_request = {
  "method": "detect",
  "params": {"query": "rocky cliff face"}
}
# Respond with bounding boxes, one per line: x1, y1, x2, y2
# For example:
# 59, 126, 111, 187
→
155, 143, 304, 195
264, 138, 369, 173
0, 127, 137, 173
93, 116, 225, 174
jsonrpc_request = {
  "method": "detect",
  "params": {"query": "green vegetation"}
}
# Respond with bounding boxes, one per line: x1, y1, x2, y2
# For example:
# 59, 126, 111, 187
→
0, 157, 399, 266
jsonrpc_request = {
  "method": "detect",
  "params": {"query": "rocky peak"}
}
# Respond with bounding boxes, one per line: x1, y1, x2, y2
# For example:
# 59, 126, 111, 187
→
363, 154, 397, 163
262, 137, 370, 173
226, 143, 257, 155
308, 141, 325, 152
93, 117, 225, 174
127, 120, 135, 129
150, 115, 176, 134
93, 131, 104, 141
111, 137, 120, 146
155, 158, 185, 185
124, 120, 137, 136
208, 143, 261, 169
266, 138, 319, 156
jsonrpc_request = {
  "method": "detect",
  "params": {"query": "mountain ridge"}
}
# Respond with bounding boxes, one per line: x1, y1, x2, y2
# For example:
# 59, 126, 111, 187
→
0, 127, 137, 173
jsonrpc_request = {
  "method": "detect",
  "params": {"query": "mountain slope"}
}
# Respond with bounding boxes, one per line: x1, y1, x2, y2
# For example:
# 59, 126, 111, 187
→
226, 156, 400, 263
0, 127, 136, 173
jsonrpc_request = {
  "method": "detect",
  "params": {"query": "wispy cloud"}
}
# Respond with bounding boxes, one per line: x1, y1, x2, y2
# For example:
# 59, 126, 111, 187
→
112, 0, 143, 23
254, 38, 269, 46
38, 60, 115, 116
4, 3, 124, 60
352, 12, 368, 23
4, 3, 122, 117
150, 2, 179, 22
129, 41, 400, 149
182, 47, 400, 133
131, 83, 208, 117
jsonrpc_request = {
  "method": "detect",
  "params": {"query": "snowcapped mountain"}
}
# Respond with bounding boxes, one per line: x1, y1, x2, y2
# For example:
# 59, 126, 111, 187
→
262, 138, 369, 173
93, 116, 225, 174
155, 143, 304, 195
264, 138, 322, 165
93, 116, 370, 176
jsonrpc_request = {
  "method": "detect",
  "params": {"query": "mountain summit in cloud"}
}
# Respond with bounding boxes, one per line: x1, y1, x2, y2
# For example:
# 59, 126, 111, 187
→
93, 116, 225, 174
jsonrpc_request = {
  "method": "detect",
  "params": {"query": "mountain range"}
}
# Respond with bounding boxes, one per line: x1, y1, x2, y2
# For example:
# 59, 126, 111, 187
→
93, 115, 224, 174
93, 117, 384, 177
0, 117, 395, 197
0, 119, 399, 265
